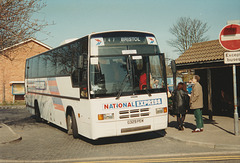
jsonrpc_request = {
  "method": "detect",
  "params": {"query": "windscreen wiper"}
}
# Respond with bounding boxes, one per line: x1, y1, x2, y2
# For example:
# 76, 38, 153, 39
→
145, 88, 152, 97
116, 73, 130, 100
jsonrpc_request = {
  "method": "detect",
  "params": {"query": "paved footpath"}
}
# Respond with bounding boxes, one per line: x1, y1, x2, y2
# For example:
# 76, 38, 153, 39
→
0, 106, 25, 144
0, 123, 22, 144
167, 114, 240, 150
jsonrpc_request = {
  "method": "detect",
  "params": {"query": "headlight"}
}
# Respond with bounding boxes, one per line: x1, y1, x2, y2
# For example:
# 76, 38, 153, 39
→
156, 107, 168, 114
98, 113, 114, 120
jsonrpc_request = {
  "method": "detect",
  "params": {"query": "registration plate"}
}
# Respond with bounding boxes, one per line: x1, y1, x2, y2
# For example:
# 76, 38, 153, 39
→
127, 118, 144, 124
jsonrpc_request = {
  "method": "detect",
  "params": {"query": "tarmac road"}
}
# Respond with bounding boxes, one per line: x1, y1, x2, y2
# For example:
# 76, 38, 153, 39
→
0, 107, 239, 162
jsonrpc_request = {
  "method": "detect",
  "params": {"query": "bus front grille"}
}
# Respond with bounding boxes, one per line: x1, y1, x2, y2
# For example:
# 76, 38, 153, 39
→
119, 108, 150, 119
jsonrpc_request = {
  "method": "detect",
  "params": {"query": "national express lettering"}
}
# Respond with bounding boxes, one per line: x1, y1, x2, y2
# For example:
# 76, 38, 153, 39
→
103, 98, 162, 109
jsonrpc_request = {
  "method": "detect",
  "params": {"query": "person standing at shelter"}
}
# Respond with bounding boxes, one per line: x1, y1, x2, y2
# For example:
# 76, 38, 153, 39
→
190, 75, 204, 132
172, 82, 190, 130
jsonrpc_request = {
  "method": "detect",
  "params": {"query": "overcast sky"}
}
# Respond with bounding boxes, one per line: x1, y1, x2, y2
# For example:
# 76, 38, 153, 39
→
35, 0, 240, 60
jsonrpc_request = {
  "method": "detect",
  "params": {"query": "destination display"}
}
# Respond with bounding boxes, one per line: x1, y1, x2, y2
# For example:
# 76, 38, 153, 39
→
102, 36, 147, 45
91, 36, 159, 56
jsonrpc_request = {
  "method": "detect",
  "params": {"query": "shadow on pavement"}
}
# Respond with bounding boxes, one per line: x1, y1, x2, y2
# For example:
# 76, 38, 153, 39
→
211, 123, 235, 135
203, 117, 235, 135
169, 116, 235, 135
47, 121, 167, 145
168, 121, 195, 130
5, 114, 41, 125
85, 130, 166, 145
203, 117, 218, 124
16, 115, 167, 146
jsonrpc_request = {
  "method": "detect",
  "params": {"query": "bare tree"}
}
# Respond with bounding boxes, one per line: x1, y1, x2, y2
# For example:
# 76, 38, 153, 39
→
0, 0, 52, 103
168, 17, 210, 54
0, 0, 51, 60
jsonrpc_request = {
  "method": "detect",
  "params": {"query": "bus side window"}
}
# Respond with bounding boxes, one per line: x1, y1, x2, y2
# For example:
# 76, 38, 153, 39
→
70, 37, 88, 98
71, 69, 79, 87
71, 41, 80, 88
28, 59, 33, 78
79, 53, 88, 98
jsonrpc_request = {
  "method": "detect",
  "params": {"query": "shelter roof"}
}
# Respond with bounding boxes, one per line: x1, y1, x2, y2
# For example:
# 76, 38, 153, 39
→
175, 40, 227, 65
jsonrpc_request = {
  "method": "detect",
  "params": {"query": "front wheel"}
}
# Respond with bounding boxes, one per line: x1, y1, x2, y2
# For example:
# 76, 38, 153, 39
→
67, 111, 79, 139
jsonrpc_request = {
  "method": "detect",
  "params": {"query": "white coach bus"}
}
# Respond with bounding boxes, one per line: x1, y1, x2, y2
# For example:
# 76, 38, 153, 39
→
25, 31, 168, 140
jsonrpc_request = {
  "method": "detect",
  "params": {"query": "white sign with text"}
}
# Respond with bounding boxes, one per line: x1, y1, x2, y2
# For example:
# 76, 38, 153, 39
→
224, 51, 240, 64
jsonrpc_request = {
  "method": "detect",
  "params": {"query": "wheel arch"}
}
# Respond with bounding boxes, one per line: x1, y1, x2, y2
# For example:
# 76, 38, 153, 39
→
66, 106, 74, 118
34, 99, 39, 114
34, 99, 42, 122
34, 99, 38, 107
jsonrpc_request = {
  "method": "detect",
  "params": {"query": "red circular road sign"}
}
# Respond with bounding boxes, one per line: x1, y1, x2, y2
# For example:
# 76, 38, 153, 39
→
219, 24, 240, 51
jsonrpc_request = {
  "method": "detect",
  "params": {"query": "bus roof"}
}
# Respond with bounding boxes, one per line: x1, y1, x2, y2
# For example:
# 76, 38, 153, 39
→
26, 30, 156, 60
89, 30, 155, 38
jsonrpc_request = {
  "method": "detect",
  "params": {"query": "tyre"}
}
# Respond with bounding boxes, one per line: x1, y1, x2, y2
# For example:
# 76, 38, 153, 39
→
67, 111, 79, 139
67, 114, 73, 135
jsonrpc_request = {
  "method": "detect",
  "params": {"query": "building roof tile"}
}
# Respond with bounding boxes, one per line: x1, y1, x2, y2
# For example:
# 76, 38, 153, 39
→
175, 40, 227, 64
1, 38, 51, 52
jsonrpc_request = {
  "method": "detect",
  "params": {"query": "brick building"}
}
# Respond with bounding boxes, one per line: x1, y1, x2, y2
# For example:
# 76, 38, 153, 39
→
0, 39, 51, 104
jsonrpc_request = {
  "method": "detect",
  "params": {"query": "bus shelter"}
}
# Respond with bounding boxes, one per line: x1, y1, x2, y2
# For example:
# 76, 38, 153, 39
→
175, 40, 240, 119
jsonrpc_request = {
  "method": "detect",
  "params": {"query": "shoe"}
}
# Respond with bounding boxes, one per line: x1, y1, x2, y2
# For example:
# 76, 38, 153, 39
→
192, 128, 202, 133
181, 126, 184, 131
200, 128, 203, 132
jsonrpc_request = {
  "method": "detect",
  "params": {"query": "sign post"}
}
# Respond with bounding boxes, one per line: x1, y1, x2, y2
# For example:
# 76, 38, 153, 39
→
219, 24, 240, 136
232, 64, 239, 136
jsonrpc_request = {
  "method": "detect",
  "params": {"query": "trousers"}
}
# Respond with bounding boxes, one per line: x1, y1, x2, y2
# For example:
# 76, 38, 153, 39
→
194, 108, 204, 129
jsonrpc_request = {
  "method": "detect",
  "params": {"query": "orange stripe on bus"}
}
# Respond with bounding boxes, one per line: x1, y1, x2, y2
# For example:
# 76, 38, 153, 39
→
54, 104, 65, 111
48, 80, 58, 86
50, 91, 60, 95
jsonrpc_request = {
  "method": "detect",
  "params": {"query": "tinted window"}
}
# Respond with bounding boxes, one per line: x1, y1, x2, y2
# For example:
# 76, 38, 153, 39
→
28, 59, 33, 78
71, 41, 81, 87
32, 57, 39, 78
25, 60, 29, 78
38, 55, 47, 77
46, 52, 56, 77
56, 46, 72, 76
26, 36, 89, 85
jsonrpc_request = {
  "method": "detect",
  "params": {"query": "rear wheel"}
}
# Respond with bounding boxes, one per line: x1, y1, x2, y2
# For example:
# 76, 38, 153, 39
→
67, 111, 79, 138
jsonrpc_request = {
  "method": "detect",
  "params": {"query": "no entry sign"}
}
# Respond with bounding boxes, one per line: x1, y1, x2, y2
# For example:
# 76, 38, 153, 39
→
219, 24, 240, 51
